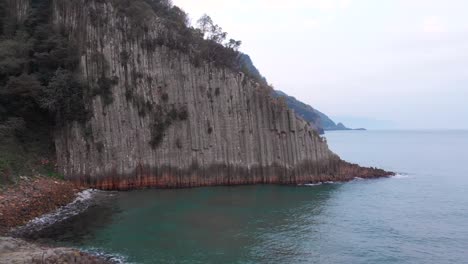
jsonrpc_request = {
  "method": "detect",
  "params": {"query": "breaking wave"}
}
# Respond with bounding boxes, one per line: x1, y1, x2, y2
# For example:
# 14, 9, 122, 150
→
302, 181, 337, 187
83, 248, 130, 264
11, 189, 98, 237
303, 183, 322, 186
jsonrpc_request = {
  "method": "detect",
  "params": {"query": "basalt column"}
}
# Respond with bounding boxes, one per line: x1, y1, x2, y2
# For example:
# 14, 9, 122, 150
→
49, 0, 391, 190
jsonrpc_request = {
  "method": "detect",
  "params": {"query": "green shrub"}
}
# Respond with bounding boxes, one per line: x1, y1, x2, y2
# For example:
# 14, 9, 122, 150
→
149, 105, 189, 148
41, 68, 88, 123
93, 75, 119, 106
149, 116, 167, 148
38, 161, 64, 180
0, 157, 12, 177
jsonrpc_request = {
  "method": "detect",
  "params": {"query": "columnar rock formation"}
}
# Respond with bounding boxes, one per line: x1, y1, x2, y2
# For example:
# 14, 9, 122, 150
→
4, 0, 29, 21
12, 0, 392, 190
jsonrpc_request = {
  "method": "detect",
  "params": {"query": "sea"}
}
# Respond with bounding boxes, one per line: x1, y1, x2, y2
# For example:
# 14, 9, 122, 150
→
28, 130, 468, 264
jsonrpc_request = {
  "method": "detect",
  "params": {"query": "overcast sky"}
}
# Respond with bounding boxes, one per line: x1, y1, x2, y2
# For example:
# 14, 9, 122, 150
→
172, 0, 468, 129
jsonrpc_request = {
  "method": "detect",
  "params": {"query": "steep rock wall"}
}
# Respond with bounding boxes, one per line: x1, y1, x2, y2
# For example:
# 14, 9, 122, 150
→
1, 0, 30, 33
5, 0, 29, 20
48, 0, 390, 190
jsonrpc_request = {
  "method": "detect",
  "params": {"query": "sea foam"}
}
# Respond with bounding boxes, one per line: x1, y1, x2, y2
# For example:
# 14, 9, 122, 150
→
83, 248, 130, 264
303, 183, 323, 186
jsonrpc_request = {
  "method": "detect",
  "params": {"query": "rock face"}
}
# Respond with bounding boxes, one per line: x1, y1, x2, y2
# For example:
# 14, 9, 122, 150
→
4, 0, 29, 22
15, 0, 389, 190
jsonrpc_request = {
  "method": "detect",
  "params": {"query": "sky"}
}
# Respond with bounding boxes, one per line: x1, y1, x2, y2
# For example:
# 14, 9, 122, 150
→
172, 0, 468, 129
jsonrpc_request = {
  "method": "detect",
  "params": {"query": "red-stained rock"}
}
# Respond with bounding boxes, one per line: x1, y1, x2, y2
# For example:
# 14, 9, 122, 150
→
70, 159, 393, 191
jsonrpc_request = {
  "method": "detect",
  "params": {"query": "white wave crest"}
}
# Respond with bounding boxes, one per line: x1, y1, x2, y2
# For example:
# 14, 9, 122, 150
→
302, 181, 338, 187
84, 248, 130, 264
392, 174, 410, 179
303, 183, 323, 186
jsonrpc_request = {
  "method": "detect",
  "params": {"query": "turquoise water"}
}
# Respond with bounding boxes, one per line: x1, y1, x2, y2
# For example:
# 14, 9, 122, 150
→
38, 130, 468, 263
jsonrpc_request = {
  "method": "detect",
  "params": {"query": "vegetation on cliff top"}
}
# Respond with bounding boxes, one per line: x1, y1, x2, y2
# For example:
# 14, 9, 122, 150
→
114, 0, 266, 83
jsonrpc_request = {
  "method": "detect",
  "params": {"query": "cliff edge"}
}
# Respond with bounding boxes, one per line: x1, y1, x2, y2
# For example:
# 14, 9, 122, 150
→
3, 0, 392, 190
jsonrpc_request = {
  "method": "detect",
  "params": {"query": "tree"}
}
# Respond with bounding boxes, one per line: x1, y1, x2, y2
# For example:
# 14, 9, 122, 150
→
0, 36, 30, 84
196, 14, 227, 44
40, 68, 86, 122
167, 6, 189, 28
210, 24, 227, 44
4, 74, 43, 98
0, 117, 25, 137
226, 39, 242, 51
197, 14, 213, 38
145, 0, 173, 10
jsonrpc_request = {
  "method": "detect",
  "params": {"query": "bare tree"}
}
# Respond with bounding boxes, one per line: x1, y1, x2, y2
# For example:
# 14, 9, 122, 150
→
197, 14, 213, 38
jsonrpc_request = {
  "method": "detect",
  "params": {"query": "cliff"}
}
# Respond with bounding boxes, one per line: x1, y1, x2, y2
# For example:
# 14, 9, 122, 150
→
4, 0, 391, 190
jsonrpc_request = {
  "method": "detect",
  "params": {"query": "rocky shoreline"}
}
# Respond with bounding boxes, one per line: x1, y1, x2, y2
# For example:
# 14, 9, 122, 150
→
70, 160, 394, 191
0, 237, 111, 264
0, 177, 113, 263
0, 177, 84, 235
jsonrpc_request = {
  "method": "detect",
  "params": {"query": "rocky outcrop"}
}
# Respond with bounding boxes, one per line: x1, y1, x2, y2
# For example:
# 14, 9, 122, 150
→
0, 237, 111, 264
21, 0, 389, 190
